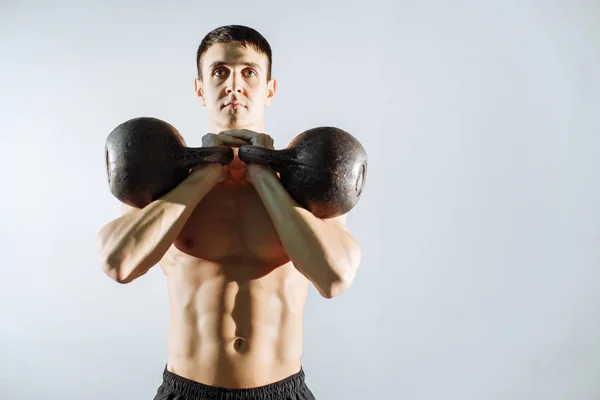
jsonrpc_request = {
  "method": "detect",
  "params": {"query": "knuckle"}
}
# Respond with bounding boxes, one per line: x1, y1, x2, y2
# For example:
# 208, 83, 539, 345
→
202, 133, 220, 146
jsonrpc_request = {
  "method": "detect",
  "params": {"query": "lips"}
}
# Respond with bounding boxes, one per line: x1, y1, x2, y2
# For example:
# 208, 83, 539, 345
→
223, 100, 245, 108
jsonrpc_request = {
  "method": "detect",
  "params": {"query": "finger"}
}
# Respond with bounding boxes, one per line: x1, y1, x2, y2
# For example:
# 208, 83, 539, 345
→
219, 136, 250, 146
220, 130, 255, 140
203, 134, 249, 147
254, 139, 274, 149
256, 136, 275, 149
221, 139, 250, 147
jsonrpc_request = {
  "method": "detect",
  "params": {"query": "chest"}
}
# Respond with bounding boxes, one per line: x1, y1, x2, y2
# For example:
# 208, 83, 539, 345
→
173, 176, 288, 264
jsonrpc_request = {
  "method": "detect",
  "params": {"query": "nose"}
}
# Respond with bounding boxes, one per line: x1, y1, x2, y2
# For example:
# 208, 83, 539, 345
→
225, 73, 244, 94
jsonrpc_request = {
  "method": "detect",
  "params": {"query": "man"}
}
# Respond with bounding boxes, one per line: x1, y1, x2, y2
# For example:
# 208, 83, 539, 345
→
97, 25, 362, 400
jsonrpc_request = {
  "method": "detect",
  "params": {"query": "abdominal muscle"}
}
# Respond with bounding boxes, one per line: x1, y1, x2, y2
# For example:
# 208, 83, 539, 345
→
158, 166, 310, 388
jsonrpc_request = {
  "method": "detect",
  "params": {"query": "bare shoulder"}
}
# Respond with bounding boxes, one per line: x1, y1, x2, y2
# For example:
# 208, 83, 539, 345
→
120, 202, 139, 216
324, 212, 360, 250
323, 213, 348, 229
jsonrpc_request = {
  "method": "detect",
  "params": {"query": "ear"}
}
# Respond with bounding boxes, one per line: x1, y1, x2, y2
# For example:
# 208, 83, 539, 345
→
265, 78, 277, 107
194, 78, 205, 106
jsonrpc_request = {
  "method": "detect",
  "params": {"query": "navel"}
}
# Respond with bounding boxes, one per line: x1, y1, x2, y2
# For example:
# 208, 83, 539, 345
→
233, 338, 247, 353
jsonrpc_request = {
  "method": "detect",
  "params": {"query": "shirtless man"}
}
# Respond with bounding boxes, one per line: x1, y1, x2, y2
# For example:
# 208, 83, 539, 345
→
96, 25, 362, 400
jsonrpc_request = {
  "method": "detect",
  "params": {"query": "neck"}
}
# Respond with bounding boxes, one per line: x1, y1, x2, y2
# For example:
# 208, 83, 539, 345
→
208, 120, 266, 158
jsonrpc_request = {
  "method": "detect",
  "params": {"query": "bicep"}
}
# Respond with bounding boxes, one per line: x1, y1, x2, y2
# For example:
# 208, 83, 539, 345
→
324, 212, 359, 248
323, 212, 362, 271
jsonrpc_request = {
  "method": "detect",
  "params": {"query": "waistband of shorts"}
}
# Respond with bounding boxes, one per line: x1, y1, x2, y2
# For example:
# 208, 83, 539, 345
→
160, 365, 308, 400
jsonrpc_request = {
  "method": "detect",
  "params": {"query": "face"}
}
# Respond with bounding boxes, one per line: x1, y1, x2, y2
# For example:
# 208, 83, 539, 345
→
194, 42, 276, 132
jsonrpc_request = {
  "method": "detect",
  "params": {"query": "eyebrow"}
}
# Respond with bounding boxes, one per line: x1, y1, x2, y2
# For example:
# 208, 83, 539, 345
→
208, 61, 262, 71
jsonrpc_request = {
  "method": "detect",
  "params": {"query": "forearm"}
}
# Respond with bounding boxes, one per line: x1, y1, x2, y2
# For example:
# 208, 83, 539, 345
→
97, 166, 222, 283
250, 171, 360, 298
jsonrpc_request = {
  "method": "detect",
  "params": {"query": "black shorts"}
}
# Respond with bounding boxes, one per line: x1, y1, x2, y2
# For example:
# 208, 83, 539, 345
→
153, 365, 316, 400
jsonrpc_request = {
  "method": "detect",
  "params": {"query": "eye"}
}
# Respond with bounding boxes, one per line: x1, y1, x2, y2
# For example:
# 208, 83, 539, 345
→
213, 67, 227, 77
244, 69, 257, 77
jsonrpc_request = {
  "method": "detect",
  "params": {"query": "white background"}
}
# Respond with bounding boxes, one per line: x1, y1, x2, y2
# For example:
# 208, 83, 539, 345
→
1, 0, 599, 399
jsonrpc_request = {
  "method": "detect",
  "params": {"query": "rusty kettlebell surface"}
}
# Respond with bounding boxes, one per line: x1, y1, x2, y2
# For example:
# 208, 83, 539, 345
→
238, 126, 368, 218
105, 117, 233, 208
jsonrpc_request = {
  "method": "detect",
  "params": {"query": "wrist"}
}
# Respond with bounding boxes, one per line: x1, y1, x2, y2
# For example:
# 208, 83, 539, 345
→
247, 164, 277, 186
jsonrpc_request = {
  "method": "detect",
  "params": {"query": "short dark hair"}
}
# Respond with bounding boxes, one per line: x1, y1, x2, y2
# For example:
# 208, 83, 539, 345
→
196, 25, 272, 81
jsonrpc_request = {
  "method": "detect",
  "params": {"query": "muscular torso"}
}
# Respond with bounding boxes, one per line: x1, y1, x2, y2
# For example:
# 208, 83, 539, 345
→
158, 159, 309, 388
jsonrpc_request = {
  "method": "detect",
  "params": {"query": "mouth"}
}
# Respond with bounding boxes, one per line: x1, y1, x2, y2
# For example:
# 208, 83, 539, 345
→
223, 101, 245, 109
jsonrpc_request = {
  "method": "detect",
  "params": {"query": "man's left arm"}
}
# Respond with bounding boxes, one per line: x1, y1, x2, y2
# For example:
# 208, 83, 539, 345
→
249, 167, 362, 299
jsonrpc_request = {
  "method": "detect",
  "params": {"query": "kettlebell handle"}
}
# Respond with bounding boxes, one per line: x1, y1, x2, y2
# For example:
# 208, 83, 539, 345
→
237, 146, 298, 173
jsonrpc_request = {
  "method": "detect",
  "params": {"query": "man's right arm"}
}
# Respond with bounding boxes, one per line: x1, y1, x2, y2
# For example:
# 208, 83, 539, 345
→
96, 164, 224, 284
